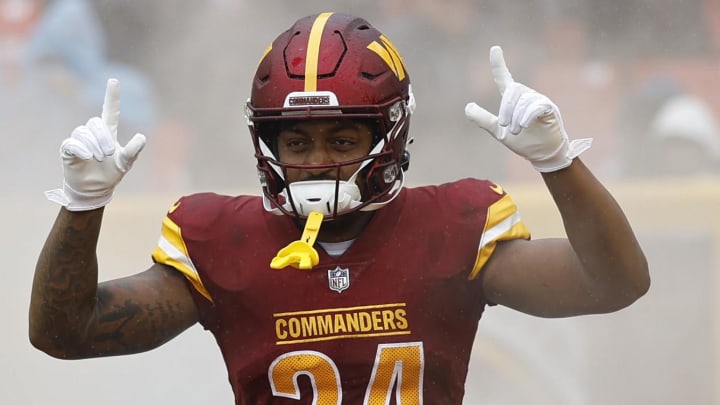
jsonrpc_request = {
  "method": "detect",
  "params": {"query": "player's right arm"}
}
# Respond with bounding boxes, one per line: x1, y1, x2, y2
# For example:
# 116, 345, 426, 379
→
29, 208, 199, 359
29, 78, 199, 359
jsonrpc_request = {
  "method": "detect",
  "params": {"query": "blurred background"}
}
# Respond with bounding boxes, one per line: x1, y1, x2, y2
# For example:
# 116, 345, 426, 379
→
3, 0, 719, 403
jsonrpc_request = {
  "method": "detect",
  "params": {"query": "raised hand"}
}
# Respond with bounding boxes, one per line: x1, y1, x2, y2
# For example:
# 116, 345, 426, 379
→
464, 46, 592, 172
46, 78, 147, 211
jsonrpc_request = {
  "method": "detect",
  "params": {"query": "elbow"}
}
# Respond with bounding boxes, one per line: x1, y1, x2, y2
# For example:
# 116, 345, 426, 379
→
618, 274, 650, 311
29, 330, 66, 359
606, 258, 651, 312
29, 331, 64, 359
28, 320, 51, 355
630, 254, 651, 301
29, 325, 85, 360
635, 267, 651, 299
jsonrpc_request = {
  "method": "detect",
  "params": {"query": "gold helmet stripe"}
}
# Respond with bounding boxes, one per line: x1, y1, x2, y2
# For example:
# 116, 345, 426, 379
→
305, 12, 334, 92
380, 35, 406, 80
367, 35, 406, 81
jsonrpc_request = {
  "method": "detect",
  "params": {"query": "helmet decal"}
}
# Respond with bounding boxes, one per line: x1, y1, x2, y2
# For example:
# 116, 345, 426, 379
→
367, 35, 407, 81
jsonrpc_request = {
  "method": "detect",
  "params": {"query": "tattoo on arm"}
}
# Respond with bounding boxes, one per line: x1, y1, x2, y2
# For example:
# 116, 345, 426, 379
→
31, 209, 197, 357
89, 273, 193, 355
31, 209, 104, 352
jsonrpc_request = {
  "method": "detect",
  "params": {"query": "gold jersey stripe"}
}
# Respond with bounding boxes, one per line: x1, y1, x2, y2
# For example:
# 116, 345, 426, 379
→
304, 12, 334, 91
151, 216, 213, 303
468, 194, 531, 280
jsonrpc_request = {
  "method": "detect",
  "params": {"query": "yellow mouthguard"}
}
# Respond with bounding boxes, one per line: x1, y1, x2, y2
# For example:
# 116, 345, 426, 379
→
270, 211, 324, 270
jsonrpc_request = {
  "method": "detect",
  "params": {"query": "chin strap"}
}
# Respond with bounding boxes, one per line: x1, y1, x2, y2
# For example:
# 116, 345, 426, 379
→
270, 211, 324, 270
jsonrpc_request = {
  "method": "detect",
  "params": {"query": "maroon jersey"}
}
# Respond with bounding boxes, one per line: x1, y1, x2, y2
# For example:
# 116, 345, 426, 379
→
152, 178, 530, 404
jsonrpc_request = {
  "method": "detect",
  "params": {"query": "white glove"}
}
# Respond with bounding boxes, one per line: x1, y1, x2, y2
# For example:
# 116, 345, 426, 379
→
464, 46, 592, 172
45, 78, 146, 211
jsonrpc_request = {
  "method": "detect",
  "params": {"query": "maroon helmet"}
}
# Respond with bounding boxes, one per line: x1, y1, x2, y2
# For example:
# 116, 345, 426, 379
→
246, 12, 415, 219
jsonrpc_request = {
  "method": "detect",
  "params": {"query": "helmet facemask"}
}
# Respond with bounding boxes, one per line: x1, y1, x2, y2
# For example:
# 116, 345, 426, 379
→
247, 95, 414, 220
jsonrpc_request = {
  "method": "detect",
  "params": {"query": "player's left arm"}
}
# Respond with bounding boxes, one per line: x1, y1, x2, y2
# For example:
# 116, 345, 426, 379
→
466, 47, 649, 317
481, 159, 649, 317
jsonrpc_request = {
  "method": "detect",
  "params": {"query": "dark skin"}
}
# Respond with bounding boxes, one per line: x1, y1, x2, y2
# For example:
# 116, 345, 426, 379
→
484, 159, 649, 317
29, 118, 649, 359
29, 208, 197, 358
277, 119, 377, 242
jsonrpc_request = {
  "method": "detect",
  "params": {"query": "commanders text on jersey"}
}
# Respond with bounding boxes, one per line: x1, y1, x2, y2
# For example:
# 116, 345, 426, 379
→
274, 303, 410, 344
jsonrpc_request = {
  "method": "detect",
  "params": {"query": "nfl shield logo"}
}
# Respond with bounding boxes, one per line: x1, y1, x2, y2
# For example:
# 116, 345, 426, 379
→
327, 266, 350, 293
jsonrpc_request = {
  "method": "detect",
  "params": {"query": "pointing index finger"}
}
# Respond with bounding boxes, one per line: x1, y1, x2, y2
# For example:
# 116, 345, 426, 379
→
489, 46, 514, 94
101, 78, 120, 140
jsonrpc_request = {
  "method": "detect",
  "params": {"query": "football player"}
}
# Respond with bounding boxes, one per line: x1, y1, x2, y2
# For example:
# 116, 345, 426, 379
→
29, 12, 649, 404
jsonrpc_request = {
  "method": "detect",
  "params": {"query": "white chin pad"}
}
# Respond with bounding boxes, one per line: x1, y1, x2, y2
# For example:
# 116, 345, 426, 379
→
284, 180, 362, 216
